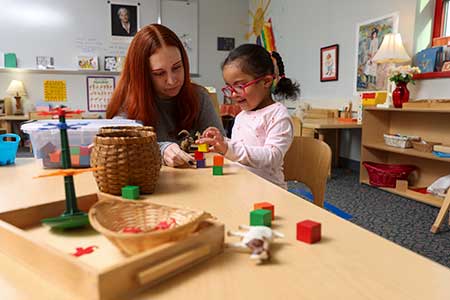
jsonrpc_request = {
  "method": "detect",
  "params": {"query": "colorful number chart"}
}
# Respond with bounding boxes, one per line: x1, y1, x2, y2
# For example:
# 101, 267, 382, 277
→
86, 76, 115, 112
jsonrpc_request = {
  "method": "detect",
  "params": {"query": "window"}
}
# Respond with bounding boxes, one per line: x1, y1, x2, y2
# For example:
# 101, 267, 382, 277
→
433, 0, 450, 38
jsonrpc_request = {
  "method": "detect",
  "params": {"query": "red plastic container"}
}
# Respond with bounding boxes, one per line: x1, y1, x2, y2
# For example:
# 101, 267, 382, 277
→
362, 161, 417, 188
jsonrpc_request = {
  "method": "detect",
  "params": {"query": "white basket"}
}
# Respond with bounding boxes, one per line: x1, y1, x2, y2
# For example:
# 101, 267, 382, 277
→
383, 134, 420, 148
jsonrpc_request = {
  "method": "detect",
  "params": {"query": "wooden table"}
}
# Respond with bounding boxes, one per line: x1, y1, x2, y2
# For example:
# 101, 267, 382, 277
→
0, 114, 30, 133
302, 118, 362, 167
0, 158, 449, 300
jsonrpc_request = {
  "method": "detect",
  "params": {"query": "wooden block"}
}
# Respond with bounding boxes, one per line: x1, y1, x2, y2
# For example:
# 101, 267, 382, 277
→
297, 220, 321, 244
39, 142, 57, 158
395, 180, 408, 192
196, 159, 206, 168
80, 146, 90, 156
213, 155, 224, 166
253, 202, 274, 220
121, 186, 140, 200
250, 209, 271, 227
48, 150, 61, 163
212, 165, 223, 176
197, 143, 209, 152
79, 155, 90, 166
194, 150, 204, 160
70, 146, 80, 155
71, 155, 80, 166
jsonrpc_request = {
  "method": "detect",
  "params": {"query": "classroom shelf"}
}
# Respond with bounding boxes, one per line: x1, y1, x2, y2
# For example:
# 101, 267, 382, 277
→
0, 68, 120, 76
361, 180, 443, 207
364, 107, 450, 113
413, 71, 450, 80
363, 142, 450, 163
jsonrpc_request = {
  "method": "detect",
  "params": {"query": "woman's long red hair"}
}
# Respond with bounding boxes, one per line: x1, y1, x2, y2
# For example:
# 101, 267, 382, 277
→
106, 24, 199, 130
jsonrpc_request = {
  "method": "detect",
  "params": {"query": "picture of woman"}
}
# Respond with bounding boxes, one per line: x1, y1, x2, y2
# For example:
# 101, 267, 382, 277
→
111, 4, 138, 37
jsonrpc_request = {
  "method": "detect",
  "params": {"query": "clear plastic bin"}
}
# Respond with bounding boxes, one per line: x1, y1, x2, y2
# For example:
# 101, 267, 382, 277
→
21, 119, 142, 168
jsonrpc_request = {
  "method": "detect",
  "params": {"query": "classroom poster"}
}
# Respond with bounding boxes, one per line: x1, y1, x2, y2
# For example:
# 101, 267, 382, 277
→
86, 76, 115, 112
44, 80, 67, 102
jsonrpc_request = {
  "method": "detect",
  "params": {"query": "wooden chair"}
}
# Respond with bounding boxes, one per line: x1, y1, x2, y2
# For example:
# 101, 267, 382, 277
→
431, 192, 450, 233
284, 136, 332, 208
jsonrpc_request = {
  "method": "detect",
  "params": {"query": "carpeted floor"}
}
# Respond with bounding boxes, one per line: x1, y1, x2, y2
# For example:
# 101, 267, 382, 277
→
288, 168, 450, 268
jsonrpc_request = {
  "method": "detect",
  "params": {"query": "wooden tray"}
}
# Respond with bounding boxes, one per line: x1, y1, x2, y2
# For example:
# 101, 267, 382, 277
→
0, 193, 224, 300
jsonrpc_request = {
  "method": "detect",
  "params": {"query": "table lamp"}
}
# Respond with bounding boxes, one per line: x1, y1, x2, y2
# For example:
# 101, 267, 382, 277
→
372, 33, 410, 108
6, 80, 27, 115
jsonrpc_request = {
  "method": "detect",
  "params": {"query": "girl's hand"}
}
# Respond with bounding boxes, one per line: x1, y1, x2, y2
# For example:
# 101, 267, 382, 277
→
163, 143, 194, 167
196, 127, 228, 154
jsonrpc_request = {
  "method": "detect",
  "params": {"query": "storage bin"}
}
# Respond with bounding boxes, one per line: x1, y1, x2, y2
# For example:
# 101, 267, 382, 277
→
383, 134, 420, 148
363, 161, 417, 188
21, 119, 142, 168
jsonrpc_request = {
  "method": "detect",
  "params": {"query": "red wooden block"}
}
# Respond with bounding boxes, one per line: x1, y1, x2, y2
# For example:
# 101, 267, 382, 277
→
297, 220, 321, 244
253, 202, 275, 220
80, 145, 90, 156
71, 154, 80, 166
213, 155, 224, 166
194, 150, 204, 160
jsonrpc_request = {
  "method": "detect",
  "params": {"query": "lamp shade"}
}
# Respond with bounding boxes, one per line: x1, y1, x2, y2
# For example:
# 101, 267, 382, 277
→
373, 33, 410, 64
6, 80, 27, 97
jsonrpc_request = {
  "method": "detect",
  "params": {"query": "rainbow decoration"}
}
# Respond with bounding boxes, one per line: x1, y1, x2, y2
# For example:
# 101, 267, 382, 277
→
260, 18, 277, 52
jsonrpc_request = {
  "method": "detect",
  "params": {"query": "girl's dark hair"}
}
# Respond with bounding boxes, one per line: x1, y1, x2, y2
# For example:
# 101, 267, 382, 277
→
222, 44, 300, 100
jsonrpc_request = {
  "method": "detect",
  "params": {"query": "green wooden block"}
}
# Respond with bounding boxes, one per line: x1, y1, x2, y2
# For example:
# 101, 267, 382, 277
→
121, 185, 140, 200
70, 146, 80, 155
250, 209, 272, 227
212, 165, 223, 176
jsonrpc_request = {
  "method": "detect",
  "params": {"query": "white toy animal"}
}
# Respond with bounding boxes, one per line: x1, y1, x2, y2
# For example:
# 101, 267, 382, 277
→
227, 225, 284, 264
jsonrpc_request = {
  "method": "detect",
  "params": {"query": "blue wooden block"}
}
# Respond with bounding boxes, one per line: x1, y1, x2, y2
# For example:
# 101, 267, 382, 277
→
79, 155, 90, 166
196, 159, 206, 168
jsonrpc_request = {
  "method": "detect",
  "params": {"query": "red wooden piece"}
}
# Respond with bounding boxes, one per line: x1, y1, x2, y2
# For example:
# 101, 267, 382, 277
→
72, 245, 98, 257
122, 227, 143, 233
194, 150, 204, 160
296, 220, 321, 244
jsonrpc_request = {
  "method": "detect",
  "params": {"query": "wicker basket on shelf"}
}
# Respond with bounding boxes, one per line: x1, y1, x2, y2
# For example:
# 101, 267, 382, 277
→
411, 140, 441, 153
90, 128, 161, 195
88, 198, 212, 256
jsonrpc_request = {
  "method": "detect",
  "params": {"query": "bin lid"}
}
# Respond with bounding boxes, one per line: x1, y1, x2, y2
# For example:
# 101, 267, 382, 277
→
21, 119, 142, 133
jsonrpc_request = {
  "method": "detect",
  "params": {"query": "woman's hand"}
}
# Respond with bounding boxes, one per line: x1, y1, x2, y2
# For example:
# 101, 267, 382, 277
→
196, 127, 228, 154
163, 143, 194, 167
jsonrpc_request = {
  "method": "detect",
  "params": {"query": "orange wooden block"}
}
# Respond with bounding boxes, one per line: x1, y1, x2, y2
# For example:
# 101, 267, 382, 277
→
213, 155, 224, 166
71, 155, 80, 166
253, 202, 274, 220
48, 151, 61, 163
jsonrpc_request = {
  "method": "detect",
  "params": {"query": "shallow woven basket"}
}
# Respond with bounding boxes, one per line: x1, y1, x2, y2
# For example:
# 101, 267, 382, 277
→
88, 198, 212, 256
99, 126, 156, 134
411, 140, 441, 153
90, 129, 161, 195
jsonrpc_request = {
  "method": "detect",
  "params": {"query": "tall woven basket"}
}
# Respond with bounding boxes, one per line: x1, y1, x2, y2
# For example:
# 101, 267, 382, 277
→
90, 128, 161, 195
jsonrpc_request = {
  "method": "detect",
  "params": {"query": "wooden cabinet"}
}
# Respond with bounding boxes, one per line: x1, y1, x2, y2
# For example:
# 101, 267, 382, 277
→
360, 107, 450, 207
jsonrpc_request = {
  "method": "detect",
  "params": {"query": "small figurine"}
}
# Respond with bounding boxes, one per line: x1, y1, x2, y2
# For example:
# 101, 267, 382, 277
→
178, 129, 194, 152
227, 225, 284, 264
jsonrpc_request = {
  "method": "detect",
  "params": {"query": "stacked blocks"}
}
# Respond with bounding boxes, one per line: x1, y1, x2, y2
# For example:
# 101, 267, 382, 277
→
197, 143, 209, 153
121, 185, 140, 200
250, 209, 272, 227
296, 220, 321, 244
212, 155, 223, 176
254, 202, 275, 220
41, 144, 92, 168
194, 150, 206, 168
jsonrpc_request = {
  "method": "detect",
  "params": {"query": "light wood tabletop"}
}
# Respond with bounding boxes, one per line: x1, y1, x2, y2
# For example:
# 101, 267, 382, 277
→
0, 158, 449, 300
302, 118, 362, 129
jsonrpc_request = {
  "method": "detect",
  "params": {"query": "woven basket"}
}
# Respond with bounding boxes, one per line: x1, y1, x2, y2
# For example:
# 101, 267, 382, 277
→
89, 198, 212, 256
99, 126, 155, 134
411, 140, 441, 153
90, 129, 161, 195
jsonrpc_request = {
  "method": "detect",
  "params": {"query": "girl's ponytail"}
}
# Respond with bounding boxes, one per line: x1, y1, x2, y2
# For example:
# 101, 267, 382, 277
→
271, 51, 300, 100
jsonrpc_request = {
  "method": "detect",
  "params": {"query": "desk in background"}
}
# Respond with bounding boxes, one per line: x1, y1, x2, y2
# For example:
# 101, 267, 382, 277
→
0, 158, 449, 300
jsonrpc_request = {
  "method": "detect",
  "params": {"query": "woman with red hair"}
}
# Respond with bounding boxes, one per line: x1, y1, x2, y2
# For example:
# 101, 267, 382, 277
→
107, 24, 224, 167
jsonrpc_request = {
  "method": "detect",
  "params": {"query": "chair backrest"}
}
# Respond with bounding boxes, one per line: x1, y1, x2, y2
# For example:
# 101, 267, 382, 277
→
284, 136, 332, 207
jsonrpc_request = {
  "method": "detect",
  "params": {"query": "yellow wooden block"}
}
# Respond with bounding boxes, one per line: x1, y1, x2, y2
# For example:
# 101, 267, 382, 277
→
197, 143, 209, 152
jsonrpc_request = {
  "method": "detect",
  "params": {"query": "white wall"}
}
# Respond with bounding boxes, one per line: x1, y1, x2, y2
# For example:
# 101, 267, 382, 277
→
0, 0, 248, 112
265, 0, 449, 161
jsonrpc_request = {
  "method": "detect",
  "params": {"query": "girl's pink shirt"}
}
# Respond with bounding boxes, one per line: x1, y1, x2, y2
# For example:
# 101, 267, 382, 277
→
224, 102, 293, 188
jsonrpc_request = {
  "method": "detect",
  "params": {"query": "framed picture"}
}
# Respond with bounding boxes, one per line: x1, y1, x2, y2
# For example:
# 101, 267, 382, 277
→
87, 76, 115, 112
442, 60, 450, 72
109, 1, 140, 43
320, 44, 339, 82
355, 13, 399, 92
217, 37, 235, 51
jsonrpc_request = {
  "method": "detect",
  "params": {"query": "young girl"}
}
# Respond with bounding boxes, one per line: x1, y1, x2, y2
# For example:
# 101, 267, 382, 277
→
197, 44, 300, 188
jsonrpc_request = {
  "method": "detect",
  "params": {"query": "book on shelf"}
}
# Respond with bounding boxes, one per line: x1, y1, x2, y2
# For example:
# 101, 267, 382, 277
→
104, 56, 124, 72
77, 56, 99, 70
433, 144, 450, 153
36, 56, 55, 70
4, 53, 17, 68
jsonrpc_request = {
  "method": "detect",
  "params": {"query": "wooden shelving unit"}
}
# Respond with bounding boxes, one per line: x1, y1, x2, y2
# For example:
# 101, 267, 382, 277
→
413, 71, 450, 80
360, 107, 450, 207
0, 68, 120, 76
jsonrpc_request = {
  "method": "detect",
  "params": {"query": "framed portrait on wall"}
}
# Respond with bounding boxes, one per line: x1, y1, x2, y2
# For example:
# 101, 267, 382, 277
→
355, 13, 399, 92
87, 76, 115, 112
109, 1, 140, 43
320, 44, 339, 82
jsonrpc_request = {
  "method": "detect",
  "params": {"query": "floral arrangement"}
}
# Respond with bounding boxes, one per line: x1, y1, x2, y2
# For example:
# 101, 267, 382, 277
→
388, 65, 421, 85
